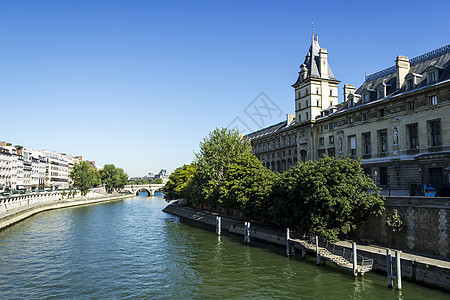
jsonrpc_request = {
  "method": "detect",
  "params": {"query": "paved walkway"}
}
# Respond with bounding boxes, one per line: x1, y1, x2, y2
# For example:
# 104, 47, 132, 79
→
335, 240, 450, 269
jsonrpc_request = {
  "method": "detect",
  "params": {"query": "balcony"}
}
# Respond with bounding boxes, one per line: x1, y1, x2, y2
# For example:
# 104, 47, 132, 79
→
428, 146, 443, 152
407, 148, 419, 155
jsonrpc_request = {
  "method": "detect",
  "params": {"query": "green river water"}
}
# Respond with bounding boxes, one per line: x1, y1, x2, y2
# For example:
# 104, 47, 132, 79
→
0, 192, 448, 299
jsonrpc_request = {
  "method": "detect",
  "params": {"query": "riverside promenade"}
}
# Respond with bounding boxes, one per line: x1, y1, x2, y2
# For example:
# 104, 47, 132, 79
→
0, 190, 130, 230
163, 203, 450, 292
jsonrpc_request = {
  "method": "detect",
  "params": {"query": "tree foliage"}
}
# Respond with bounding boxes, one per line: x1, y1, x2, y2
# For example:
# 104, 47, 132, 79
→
152, 178, 163, 184
163, 164, 196, 201
268, 155, 384, 240
167, 128, 385, 240
220, 153, 277, 218
69, 161, 101, 195
100, 164, 128, 193
194, 128, 253, 208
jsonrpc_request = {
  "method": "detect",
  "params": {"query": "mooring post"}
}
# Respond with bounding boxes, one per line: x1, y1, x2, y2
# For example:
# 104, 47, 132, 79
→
386, 249, 392, 288
286, 228, 290, 256
396, 251, 402, 290
244, 222, 250, 244
315, 235, 320, 265
216, 216, 221, 236
352, 242, 358, 276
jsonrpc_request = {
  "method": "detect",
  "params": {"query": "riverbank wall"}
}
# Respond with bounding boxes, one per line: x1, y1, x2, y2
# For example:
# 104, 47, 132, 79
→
0, 192, 131, 231
163, 204, 450, 292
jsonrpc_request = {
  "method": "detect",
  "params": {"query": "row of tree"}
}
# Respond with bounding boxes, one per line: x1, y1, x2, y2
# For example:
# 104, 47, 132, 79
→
129, 178, 163, 185
163, 128, 385, 240
69, 162, 128, 195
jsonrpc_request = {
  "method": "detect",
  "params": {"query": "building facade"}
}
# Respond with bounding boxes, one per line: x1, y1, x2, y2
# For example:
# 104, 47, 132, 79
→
247, 36, 450, 196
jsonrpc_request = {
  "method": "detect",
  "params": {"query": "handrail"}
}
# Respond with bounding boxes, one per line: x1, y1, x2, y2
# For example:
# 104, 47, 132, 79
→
291, 232, 373, 271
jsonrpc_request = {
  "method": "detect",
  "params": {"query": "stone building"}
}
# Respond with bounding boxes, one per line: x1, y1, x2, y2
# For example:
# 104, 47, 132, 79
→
247, 35, 450, 196
247, 114, 298, 172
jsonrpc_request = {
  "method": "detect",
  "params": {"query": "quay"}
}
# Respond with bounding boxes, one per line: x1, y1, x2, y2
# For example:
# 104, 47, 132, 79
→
163, 203, 450, 292
0, 190, 130, 230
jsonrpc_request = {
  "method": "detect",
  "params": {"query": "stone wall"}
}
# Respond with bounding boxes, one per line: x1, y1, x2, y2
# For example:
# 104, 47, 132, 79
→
350, 196, 450, 258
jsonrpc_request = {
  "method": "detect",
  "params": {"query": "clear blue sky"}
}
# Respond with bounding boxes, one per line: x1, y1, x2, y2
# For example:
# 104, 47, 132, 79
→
1, 0, 448, 176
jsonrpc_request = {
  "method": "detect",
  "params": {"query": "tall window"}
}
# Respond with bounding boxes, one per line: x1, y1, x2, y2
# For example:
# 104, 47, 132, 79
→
379, 167, 388, 186
429, 120, 442, 146
329, 135, 334, 145
408, 124, 419, 149
327, 148, 335, 157
349, 136, 356, 157
362, 133, 371, 155
319, 137, 324, 146
430, 96, 438, 106
378, 130, 387, 155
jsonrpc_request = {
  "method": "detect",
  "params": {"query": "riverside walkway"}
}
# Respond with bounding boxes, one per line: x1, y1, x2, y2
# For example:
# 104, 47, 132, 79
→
0, 189, 130, 230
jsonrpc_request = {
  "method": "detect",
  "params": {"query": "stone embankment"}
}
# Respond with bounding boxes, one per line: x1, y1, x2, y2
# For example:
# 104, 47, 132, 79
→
0, 191, 130, 230
163, 203, 450, 292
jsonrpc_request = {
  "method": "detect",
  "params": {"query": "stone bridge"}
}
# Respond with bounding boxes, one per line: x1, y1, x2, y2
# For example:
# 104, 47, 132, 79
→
122, 184, 165, 196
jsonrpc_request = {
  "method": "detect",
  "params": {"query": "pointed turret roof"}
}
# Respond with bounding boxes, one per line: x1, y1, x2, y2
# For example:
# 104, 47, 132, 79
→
293, 34, 337, 86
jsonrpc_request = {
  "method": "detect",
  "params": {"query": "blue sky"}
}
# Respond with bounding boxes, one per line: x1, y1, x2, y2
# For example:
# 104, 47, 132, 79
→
0, 0, 448, 176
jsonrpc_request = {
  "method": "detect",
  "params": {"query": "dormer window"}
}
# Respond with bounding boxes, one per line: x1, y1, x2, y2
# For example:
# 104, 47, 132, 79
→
363, 93, 369, 103
426, 65, 444, 85
406, 78, 414, 90
405, 73, 422, 90
428, 71, 436, 83
377, 88, 384, 99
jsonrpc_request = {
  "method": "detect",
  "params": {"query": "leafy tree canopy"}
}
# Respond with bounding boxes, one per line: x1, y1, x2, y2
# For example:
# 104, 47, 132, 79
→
194, 128, 253, 207
163, 163, 196, 201
100, 164, 128, 193
220, 153, 278, 219
269, 155, 384, 240
69, 161, 101, 195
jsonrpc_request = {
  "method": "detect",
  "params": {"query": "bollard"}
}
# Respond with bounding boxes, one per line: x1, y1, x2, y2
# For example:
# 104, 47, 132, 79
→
386, 249, 392, 288
286, 228, 290, 256
216, 216, 221, 236
315, 235, 320, 265
244, 222, 251, 244
396, 251, 402, 290
352, 242, 357, 276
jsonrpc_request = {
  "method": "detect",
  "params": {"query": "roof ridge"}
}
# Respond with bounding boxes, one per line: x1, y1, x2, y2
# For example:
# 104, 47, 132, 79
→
365, 44, 450, 82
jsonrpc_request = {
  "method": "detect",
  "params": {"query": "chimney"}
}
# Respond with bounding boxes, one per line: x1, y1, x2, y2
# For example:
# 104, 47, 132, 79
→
343, 84, 355, 104
286, 114, 295, 125
319, 48, 329, 79
396, 55, 410, 89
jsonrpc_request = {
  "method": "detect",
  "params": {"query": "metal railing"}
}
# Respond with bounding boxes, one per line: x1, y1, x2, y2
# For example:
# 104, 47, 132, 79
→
302, 233, 374, 271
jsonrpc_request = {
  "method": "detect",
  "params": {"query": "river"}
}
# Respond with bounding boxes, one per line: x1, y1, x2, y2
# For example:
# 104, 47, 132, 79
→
0, 192, 448, 299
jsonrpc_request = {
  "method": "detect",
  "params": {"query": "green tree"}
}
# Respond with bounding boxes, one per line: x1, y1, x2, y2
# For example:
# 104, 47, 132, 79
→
269, 155, 384, 240
100, 164, 128, 193
194, 128, 253, 209
154, 178, 163, 184
163, 164, 196, 201
69, 161, 102, 196
221, 153, 278, 218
